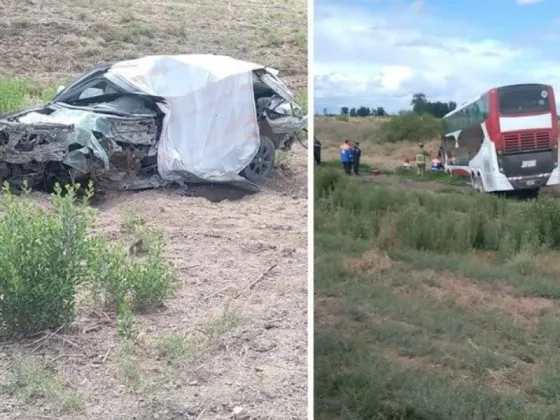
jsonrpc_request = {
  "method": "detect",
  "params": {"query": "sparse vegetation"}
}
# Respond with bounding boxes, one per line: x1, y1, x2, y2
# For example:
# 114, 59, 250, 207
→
206, 304, 244, 339
1, 0, 307, 91
0, 182, 177, 336
377, 112, 441, 143
315, 168, 560, 419
156, 332, 194, 365
1, 358, 85, 414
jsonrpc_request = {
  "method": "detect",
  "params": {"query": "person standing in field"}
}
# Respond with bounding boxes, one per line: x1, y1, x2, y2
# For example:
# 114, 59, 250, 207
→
352, 142, 362, 175
314, 138, 322, 165
416, 143, 429, 176
339, 139, 353, 175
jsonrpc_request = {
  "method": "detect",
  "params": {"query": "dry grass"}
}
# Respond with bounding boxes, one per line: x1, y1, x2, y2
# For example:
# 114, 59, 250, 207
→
0, 0, 307, 91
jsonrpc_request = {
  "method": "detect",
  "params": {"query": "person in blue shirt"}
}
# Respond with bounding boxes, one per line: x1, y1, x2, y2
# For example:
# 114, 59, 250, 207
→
339, 140, 353, 175
430, 157, 444, 172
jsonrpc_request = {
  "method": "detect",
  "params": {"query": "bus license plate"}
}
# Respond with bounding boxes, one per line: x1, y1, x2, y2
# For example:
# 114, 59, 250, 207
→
526, 180, 535, 186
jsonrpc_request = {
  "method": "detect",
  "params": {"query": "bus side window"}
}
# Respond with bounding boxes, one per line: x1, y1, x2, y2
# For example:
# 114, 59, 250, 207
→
480, 95, 489, 119
473, 103, 481, 125
466, 105, 472, 126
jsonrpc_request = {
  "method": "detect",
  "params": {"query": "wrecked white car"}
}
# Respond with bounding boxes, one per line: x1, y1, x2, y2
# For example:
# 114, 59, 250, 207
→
0, 54, 307, 190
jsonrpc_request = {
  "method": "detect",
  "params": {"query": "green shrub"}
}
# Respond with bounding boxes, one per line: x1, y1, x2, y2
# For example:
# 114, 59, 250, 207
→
377, 112, 441, 143
314, 167, 343, 199
0, 183, 176, 336
314, 172, 560, 257
86, 223, 177, 312
0, 183, 95, 335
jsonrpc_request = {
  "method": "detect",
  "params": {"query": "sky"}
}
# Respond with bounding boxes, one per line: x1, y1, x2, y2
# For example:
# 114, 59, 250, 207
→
314, 0, 560, 114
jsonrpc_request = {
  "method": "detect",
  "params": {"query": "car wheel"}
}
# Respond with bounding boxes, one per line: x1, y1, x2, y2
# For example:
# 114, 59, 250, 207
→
241, 135, 276, 184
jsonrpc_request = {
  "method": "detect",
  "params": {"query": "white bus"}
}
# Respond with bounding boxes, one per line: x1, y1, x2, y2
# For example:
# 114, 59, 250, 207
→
441, 83, 559, 196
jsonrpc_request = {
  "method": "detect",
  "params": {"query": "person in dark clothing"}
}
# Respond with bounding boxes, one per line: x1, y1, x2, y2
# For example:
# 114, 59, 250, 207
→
314, 138, 322, 165
352, 142, 362, 175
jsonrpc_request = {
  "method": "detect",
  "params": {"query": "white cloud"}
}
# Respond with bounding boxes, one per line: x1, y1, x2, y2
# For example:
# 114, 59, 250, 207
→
314, 1, 559, 112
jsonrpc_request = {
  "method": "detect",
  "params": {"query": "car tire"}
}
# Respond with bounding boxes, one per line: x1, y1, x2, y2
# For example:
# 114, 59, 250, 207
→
241, 135, 276, 184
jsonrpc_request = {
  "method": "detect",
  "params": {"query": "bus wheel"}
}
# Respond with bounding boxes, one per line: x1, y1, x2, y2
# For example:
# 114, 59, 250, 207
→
473, 174, 484, 192
523, 188, 540, 200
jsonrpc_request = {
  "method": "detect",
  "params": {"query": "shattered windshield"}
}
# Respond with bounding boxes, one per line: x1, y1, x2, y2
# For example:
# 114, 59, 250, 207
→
55, 74, 135, 106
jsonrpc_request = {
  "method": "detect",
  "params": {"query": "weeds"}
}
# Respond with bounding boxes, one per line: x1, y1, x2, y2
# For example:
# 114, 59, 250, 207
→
156, 332, 194, 365
117, 351, 147, 392
0, 182, 176, 336
377, 112, 441, 143
4, 358, 64, 400
0, 183, 95, 335
315, 169, 560, 419
206, 304, 243, 338
315, 170, 560, 256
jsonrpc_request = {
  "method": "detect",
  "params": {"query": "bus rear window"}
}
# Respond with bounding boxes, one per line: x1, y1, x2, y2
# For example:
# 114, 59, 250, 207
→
498, 86, 550, 115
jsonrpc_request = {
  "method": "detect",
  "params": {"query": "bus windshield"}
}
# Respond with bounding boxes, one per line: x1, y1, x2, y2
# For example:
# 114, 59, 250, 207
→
498, 85, 550, 115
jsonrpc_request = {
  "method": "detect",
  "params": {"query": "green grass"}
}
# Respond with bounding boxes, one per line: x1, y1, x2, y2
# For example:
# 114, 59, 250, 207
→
393, 166, 464, 185
0, 77, 58, 113
317, 160, 374, 174
315, 168, 560, 419
318, 159, 463, 185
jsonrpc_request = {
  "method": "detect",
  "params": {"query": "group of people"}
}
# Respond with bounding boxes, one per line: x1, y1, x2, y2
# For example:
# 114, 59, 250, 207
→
401, 143, 447, 175
335, 140, 451, 177
339, 140, 362, 175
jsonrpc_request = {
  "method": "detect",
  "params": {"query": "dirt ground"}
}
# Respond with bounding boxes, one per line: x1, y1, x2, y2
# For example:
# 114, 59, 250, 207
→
0, 0, 307, 91
0, 0, 308, 418
0, 145, 307, 420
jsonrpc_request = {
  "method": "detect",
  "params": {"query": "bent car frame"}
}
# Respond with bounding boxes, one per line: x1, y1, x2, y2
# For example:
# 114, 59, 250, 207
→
0, 54, 307, 191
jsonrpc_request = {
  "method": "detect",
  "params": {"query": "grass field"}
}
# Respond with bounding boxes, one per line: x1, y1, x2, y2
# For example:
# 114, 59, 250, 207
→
0, 1, 308, 419
315, 167, 560, 419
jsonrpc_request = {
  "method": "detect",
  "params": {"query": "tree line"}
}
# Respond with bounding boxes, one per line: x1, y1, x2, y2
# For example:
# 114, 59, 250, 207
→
410, 93, 457, 118
321, 106, 387, 117
324, 92, 458, 119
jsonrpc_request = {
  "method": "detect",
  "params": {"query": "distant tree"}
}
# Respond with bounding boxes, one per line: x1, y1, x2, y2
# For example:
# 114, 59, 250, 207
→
323, 108, 328, 116
411, 92, 428, 113
375, 106, 387, 116
340, 106, 349, 115
356, 106, 371, 117
410, 93, 459, 118
349, 107, 357, 117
